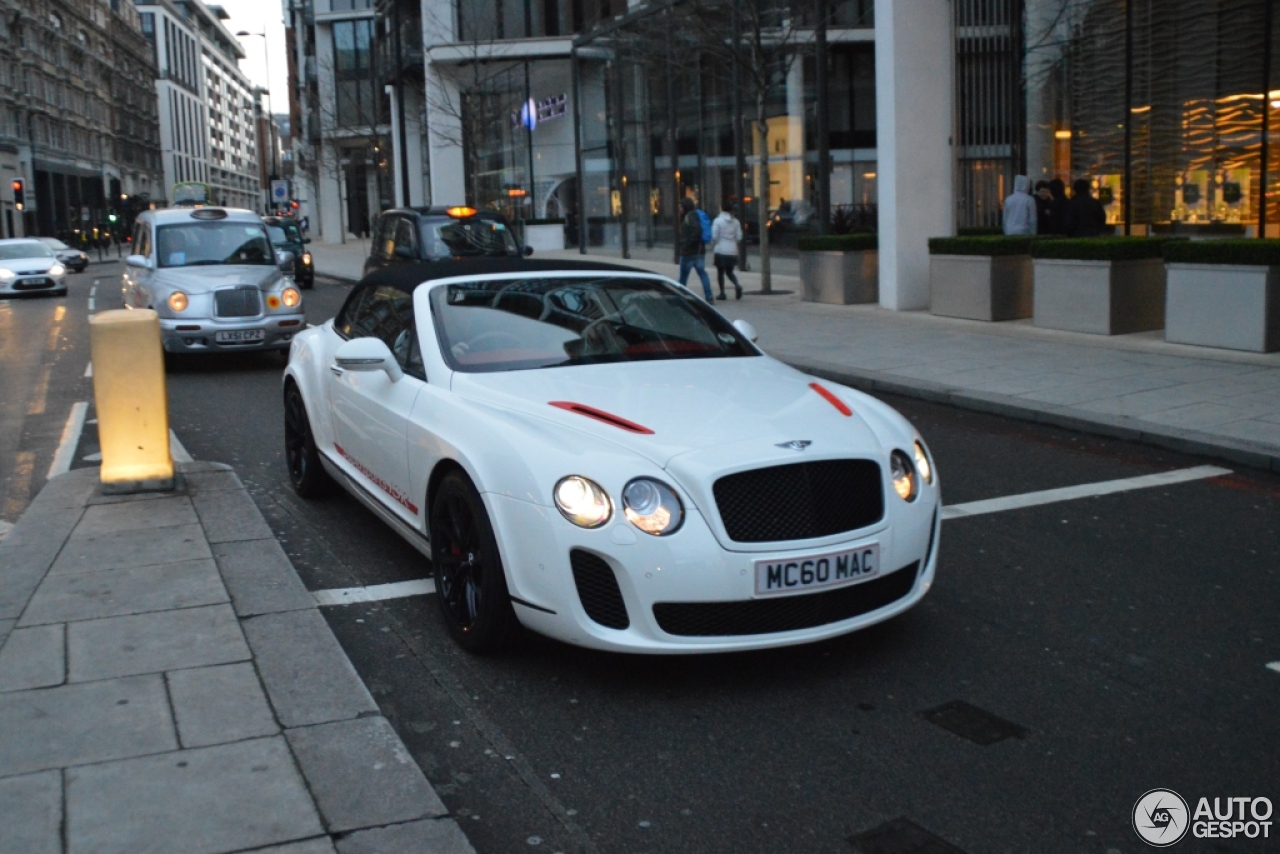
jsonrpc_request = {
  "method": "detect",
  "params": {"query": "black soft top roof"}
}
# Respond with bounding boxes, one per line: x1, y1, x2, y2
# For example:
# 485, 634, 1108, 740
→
358, 257, 658, 295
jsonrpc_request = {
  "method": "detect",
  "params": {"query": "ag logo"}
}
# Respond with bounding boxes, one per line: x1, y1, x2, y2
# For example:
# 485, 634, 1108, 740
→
1133, 789, 1190, 847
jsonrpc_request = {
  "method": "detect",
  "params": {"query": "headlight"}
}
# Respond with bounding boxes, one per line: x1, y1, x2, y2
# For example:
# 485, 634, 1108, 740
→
0, 269, 14, 280
913, 440, 933, 485
890, 450, 917, 502
554, 476, 611, 528
301, 252, 312, 266
168, 291, 189, 312
281, 287, 301, 308
622, 478, 684, 536
50, 263, 66, 276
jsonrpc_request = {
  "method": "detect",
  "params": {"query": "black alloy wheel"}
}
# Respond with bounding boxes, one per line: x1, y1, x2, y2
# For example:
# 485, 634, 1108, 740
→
430, 471, 518, 652
283, 383, 330, 497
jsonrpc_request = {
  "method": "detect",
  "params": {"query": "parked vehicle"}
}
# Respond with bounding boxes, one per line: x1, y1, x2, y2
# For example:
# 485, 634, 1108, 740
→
362, 206, 530, 278
263, 215, 313, 289
0, 239, 68, 297
37, 237, 89, 273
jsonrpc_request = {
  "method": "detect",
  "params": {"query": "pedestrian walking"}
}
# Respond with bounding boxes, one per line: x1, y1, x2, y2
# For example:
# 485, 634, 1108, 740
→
711, 203, 743, 300
1064, 178, 1109, 237
1002, 175, 1037, 236
677, 198, 713, 300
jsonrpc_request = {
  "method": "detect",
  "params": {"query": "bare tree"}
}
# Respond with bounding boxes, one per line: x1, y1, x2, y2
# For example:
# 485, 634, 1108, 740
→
313, 50, 392, 237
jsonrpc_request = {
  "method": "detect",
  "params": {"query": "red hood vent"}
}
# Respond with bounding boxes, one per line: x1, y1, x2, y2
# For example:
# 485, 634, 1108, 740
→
810, 382, 853, 416
549, 401, 655, 434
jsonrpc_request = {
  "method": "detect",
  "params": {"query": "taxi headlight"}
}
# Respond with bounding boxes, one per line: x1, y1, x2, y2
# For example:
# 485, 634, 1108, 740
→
554, 476, 612, 528
622, 478, 683, 536
49, 263, 66, 276
301, 252, 312, 266
913, 440, 933, 485
890, 450, 918, 502
281, 287, 301, 308
168, 291, 189, 312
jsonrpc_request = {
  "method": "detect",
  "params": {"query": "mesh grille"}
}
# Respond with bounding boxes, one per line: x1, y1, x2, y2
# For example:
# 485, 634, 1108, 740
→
713, 460, 884, 543
213, 286, 262, 318
570, 549, 629, 630
652, 562, 919, 637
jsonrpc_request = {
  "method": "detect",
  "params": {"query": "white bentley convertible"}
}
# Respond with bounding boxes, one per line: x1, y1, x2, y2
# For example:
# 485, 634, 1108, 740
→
284, 259, 940, 653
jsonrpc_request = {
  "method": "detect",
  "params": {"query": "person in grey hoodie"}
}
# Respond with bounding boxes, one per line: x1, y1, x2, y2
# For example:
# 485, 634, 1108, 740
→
710, 203, 744, 300
1002, 174, 1037, 236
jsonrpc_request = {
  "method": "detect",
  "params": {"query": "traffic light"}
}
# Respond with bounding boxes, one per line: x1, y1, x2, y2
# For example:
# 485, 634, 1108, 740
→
11, 178, 24, 211
108, 210, 118, 223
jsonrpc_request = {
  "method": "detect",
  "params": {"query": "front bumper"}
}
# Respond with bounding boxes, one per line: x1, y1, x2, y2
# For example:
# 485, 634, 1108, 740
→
159, 314, 306, 353
0, 274, 67, 295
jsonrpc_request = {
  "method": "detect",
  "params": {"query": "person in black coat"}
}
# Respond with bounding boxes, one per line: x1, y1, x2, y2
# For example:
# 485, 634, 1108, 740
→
1034, 181, 1055, 235
1063, 178, 1109, 237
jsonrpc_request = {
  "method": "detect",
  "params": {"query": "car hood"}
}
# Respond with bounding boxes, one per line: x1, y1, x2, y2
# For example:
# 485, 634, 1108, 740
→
150, 265, 284, 292
450, 357, 885, 470
0, 258, 57, 273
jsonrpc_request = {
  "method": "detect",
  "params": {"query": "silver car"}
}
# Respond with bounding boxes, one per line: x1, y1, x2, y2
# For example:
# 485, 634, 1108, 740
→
121, 207, 304, 354
0, 239, 68, 297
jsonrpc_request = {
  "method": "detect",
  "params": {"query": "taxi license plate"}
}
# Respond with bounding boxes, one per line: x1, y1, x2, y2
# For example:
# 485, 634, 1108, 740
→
215, 329, 265, 343
755, 543, 879, 596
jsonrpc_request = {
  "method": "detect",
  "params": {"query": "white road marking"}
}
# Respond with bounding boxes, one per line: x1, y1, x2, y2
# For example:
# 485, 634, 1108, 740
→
84, 361, 93, 378
169, 430, 193, 463
47, 401, 89, 479
312, 579, 436, 607
0, 519, 12, 542
1266, 662, 1280, 674
87, 297, 94, 311
942, 465, 1232, 520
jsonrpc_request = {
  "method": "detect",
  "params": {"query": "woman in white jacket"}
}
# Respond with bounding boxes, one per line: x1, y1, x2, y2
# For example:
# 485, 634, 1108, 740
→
710, 204, 744, 300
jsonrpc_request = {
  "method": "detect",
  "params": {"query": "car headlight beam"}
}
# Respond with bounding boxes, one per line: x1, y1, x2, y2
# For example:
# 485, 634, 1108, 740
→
890, 450, 918, 502
554, 476, 612, 528
49, 263, 66, 276
0, 269, 15, 281
622, 478, 684, 536
168, 291, 189, 312
913, 440, 933, 485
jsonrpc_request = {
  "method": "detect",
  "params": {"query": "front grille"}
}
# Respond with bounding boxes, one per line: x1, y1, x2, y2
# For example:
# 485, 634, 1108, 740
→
713, 459, 884, 542
653, 561, 919, 637
570, 549, 629, 629
213, 286, 262, 318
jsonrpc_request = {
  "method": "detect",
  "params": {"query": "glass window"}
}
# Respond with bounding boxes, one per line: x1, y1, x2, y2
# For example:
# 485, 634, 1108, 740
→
420, 217, 521, 259
340, 283, 424, 378
154, 222, 274, 267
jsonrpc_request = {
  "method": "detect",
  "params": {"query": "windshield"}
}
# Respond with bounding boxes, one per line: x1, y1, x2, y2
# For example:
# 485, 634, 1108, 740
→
267, 224, 301, 245
420, 217, 520, 259
39, 238, 71, 251
431, 275, 757, 373
0, 242, 54, 261
155, 222, 276, 268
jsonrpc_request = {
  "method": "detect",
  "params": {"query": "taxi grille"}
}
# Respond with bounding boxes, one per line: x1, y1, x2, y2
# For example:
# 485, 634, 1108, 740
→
213, 286, 262, 317
570, 549, 629, 630
652, 561, 919, 637
713, 459, 884, 543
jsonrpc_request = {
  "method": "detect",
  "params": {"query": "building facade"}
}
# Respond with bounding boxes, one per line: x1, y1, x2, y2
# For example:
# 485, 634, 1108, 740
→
0, 0, 164, 239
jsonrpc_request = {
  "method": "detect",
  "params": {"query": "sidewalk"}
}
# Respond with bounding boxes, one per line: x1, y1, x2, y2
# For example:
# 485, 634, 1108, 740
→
310, 241, 1280, 471
0, 462, 473, 854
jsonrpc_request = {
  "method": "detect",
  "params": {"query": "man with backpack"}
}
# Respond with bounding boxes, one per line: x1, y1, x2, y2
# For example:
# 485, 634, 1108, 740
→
678, 197, 714, 301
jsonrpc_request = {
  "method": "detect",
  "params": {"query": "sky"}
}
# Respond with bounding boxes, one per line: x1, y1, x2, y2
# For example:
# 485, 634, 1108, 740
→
210, 0, 291, 115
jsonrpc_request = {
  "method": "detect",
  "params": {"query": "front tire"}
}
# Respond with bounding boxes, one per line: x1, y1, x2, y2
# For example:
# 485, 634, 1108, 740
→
284, 383, 330, 497
430, 471, 518, 652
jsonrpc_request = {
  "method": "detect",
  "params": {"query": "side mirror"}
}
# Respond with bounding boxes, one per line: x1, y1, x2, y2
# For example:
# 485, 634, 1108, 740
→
125, 254, 151, 269
523, 245, 534, 257
733, 319, 759, 343
393, 245, 417, 260
303, 237, 312, 244
334, 337, 403, 382
276, 249, 295, 270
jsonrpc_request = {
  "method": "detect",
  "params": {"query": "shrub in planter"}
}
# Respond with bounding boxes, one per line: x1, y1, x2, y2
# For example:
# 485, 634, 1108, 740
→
1162, 239, 1280, 352
797, 233, 878, 304
927, 236, 1037, 321
1030, 237, 1177, 334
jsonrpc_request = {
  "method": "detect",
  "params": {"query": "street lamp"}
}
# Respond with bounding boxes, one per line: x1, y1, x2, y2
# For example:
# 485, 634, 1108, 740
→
235, 29, 277, 185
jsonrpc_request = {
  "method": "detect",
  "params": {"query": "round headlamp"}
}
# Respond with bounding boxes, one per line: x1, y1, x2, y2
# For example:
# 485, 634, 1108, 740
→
0, 269, 15, 281
554, 476, 612, 528
913, 440, 933, 485
49, 263, 66, 276
168, 291, 189, 312
281, 287, 301, 308
622, 478, 683, 536
890, 450, 918, 502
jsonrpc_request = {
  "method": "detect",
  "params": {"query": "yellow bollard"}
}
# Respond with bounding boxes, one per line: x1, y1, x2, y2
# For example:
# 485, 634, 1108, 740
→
89, 309, 175, 493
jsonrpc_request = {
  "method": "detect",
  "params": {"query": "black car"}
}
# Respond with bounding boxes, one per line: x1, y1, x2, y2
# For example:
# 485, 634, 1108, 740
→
262, 215, 313, 289
37, 237, 89, 273
362, 206, 531, 278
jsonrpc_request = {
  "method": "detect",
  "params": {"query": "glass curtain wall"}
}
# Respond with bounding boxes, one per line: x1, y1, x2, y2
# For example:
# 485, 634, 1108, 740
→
333, 19, 392, 233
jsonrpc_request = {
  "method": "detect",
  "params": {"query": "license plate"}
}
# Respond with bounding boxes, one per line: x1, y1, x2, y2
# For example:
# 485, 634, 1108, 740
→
755, 542, 880, 596
215, 329, 265, 343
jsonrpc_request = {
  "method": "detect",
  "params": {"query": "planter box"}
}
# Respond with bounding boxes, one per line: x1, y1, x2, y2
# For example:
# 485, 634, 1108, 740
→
523, 223, 565, 252
799, 250, 878, 304
929, 254, 1032, 321
1165, 263, 1279, 352
1033, 257, 1166, 334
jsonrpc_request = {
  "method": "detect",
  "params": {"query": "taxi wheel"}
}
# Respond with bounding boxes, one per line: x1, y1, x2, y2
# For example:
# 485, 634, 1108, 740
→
284, 383, 330, 498
430, 471, 518, 652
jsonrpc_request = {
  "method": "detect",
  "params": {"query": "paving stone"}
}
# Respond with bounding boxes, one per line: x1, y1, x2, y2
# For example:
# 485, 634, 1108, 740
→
1, 506, 82, 553
85, 489, 183, 507
192, 487, 275, 544
51, 523, 211, 575
29, 469, 98, 511
169, 662, 279, 748
20, 559, 228, 627
68, 604, 249, 682
214, 539, 315, 616
0, 618, 14, 650
242, 609, 377, 728
0, 624, 65, 692
74, 495, 199, 537
286, 716, 447, 834
0, 674, 176, 775
0, 552, 54, 621
0, 770, 62, 854
335, 819, 475, 854
250, 839, 338, 853
65, 736, 323, 854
